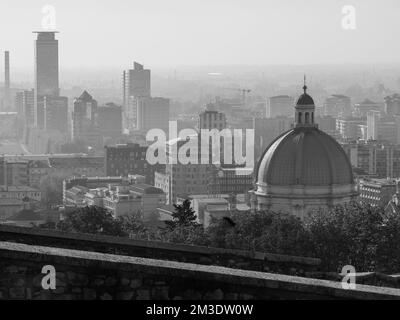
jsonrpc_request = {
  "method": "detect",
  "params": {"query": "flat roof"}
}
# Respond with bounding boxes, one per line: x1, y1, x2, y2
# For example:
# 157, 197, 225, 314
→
0, 186, 40, 192
198, 198, 229, 204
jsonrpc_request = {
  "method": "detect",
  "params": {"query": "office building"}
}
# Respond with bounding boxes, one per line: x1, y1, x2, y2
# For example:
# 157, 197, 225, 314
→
137, 97, 170, 134
154, 137, 213, 204
48, 156, 105, 178
0, 158, 29, 187
210, 167, 253, 195
384, 94, 400, 116
123, 62, 151, 132
43, 95, 68, 133
324, 95, 352, 118
358, 178, 397, 208
28, 160, 51, 188
336, 117, 366, 141
33, 31, 59, 128
63, 176, 164, 220
315, 115, 337, 137
15, 90, 35, 126
96, 103, 122, 139
198, 103, 227, 130
342, 140, 400, 179
354, 99, 381, 117
105, 143, 163, 185
72, 91, 100, 147
366, 111, 400, 144
0, 112, 18, 139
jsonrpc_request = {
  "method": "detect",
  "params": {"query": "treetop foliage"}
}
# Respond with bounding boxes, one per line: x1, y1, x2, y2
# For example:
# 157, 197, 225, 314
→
39, 201, 400, 273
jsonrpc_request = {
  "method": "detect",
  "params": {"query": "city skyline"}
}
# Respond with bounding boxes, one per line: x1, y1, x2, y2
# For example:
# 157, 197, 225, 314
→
1, 0, 400, 304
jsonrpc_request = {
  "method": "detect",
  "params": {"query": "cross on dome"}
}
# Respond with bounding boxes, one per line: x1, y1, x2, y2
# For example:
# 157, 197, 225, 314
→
303, 75, 307, 94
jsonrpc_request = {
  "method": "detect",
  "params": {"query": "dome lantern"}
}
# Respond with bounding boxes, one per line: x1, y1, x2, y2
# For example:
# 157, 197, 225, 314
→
294, 76, 318, 129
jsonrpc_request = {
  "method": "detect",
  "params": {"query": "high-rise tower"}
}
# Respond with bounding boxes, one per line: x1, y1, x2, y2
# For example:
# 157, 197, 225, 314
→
33, 31, 60, 128
122, 62, 151, 132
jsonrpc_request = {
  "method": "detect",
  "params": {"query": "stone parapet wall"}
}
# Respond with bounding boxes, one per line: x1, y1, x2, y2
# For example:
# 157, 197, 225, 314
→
1, 241, 399, 300
0, 225, 320, 276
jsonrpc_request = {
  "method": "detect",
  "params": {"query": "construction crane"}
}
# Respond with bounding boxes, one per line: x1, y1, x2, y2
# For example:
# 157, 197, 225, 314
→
221, 88, 252, 107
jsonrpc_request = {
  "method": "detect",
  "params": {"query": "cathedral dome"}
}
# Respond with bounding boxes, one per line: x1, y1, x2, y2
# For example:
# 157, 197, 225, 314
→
252, 81, 357, 217
256, 128, 354, 186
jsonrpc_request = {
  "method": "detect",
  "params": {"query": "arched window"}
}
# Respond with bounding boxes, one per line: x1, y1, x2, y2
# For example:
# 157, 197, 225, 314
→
311, 112, 314, 123
298, 112, 302, 124
305, 112, 310, 124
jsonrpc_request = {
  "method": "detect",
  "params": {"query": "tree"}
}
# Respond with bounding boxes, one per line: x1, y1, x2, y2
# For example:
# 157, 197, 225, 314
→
39, 174, 64, 208
160, 224, 209, 246
118, 213, 149, 239
57, 206, 127, 237
303, 202, 383, 272
206, 210, 307, 255
30, 198, 400, 274
164, 199, 198, 230
375, 210, 400, 273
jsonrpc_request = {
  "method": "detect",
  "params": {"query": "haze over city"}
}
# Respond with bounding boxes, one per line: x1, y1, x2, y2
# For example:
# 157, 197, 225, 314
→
1, 0, 400, 70
2, 0, 400, 305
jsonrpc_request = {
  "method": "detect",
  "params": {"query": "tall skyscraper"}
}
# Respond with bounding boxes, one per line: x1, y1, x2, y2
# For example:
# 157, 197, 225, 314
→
136, 97, 170, 134
43, 95, 69, 133
72, 91, 100, 147
122, 62, 151, 132
15, 90, 35, 126
3, 51, 11, 111
33, 31, 60, 128
96, 103, 123, 138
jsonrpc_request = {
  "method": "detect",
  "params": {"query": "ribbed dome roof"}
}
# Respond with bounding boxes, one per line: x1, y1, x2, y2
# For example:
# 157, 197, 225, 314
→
256, 128, 354, 186
296, 93, 314, 106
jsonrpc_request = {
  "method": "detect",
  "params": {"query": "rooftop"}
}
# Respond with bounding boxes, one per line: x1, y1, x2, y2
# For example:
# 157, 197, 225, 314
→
198, 198, 229, 205
49, 156, 104, 168
0, 186, 40, 192
129, 184, 164, 195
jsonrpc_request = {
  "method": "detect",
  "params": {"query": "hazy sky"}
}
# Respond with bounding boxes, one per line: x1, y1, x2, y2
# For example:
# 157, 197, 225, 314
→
0, 0, 399, 69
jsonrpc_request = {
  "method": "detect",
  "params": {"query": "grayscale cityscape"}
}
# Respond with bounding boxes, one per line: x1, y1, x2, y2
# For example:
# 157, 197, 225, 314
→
1, 0, 400, 307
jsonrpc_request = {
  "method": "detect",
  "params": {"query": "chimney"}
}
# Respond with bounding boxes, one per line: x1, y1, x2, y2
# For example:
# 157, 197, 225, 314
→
4, 51, 10, 111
